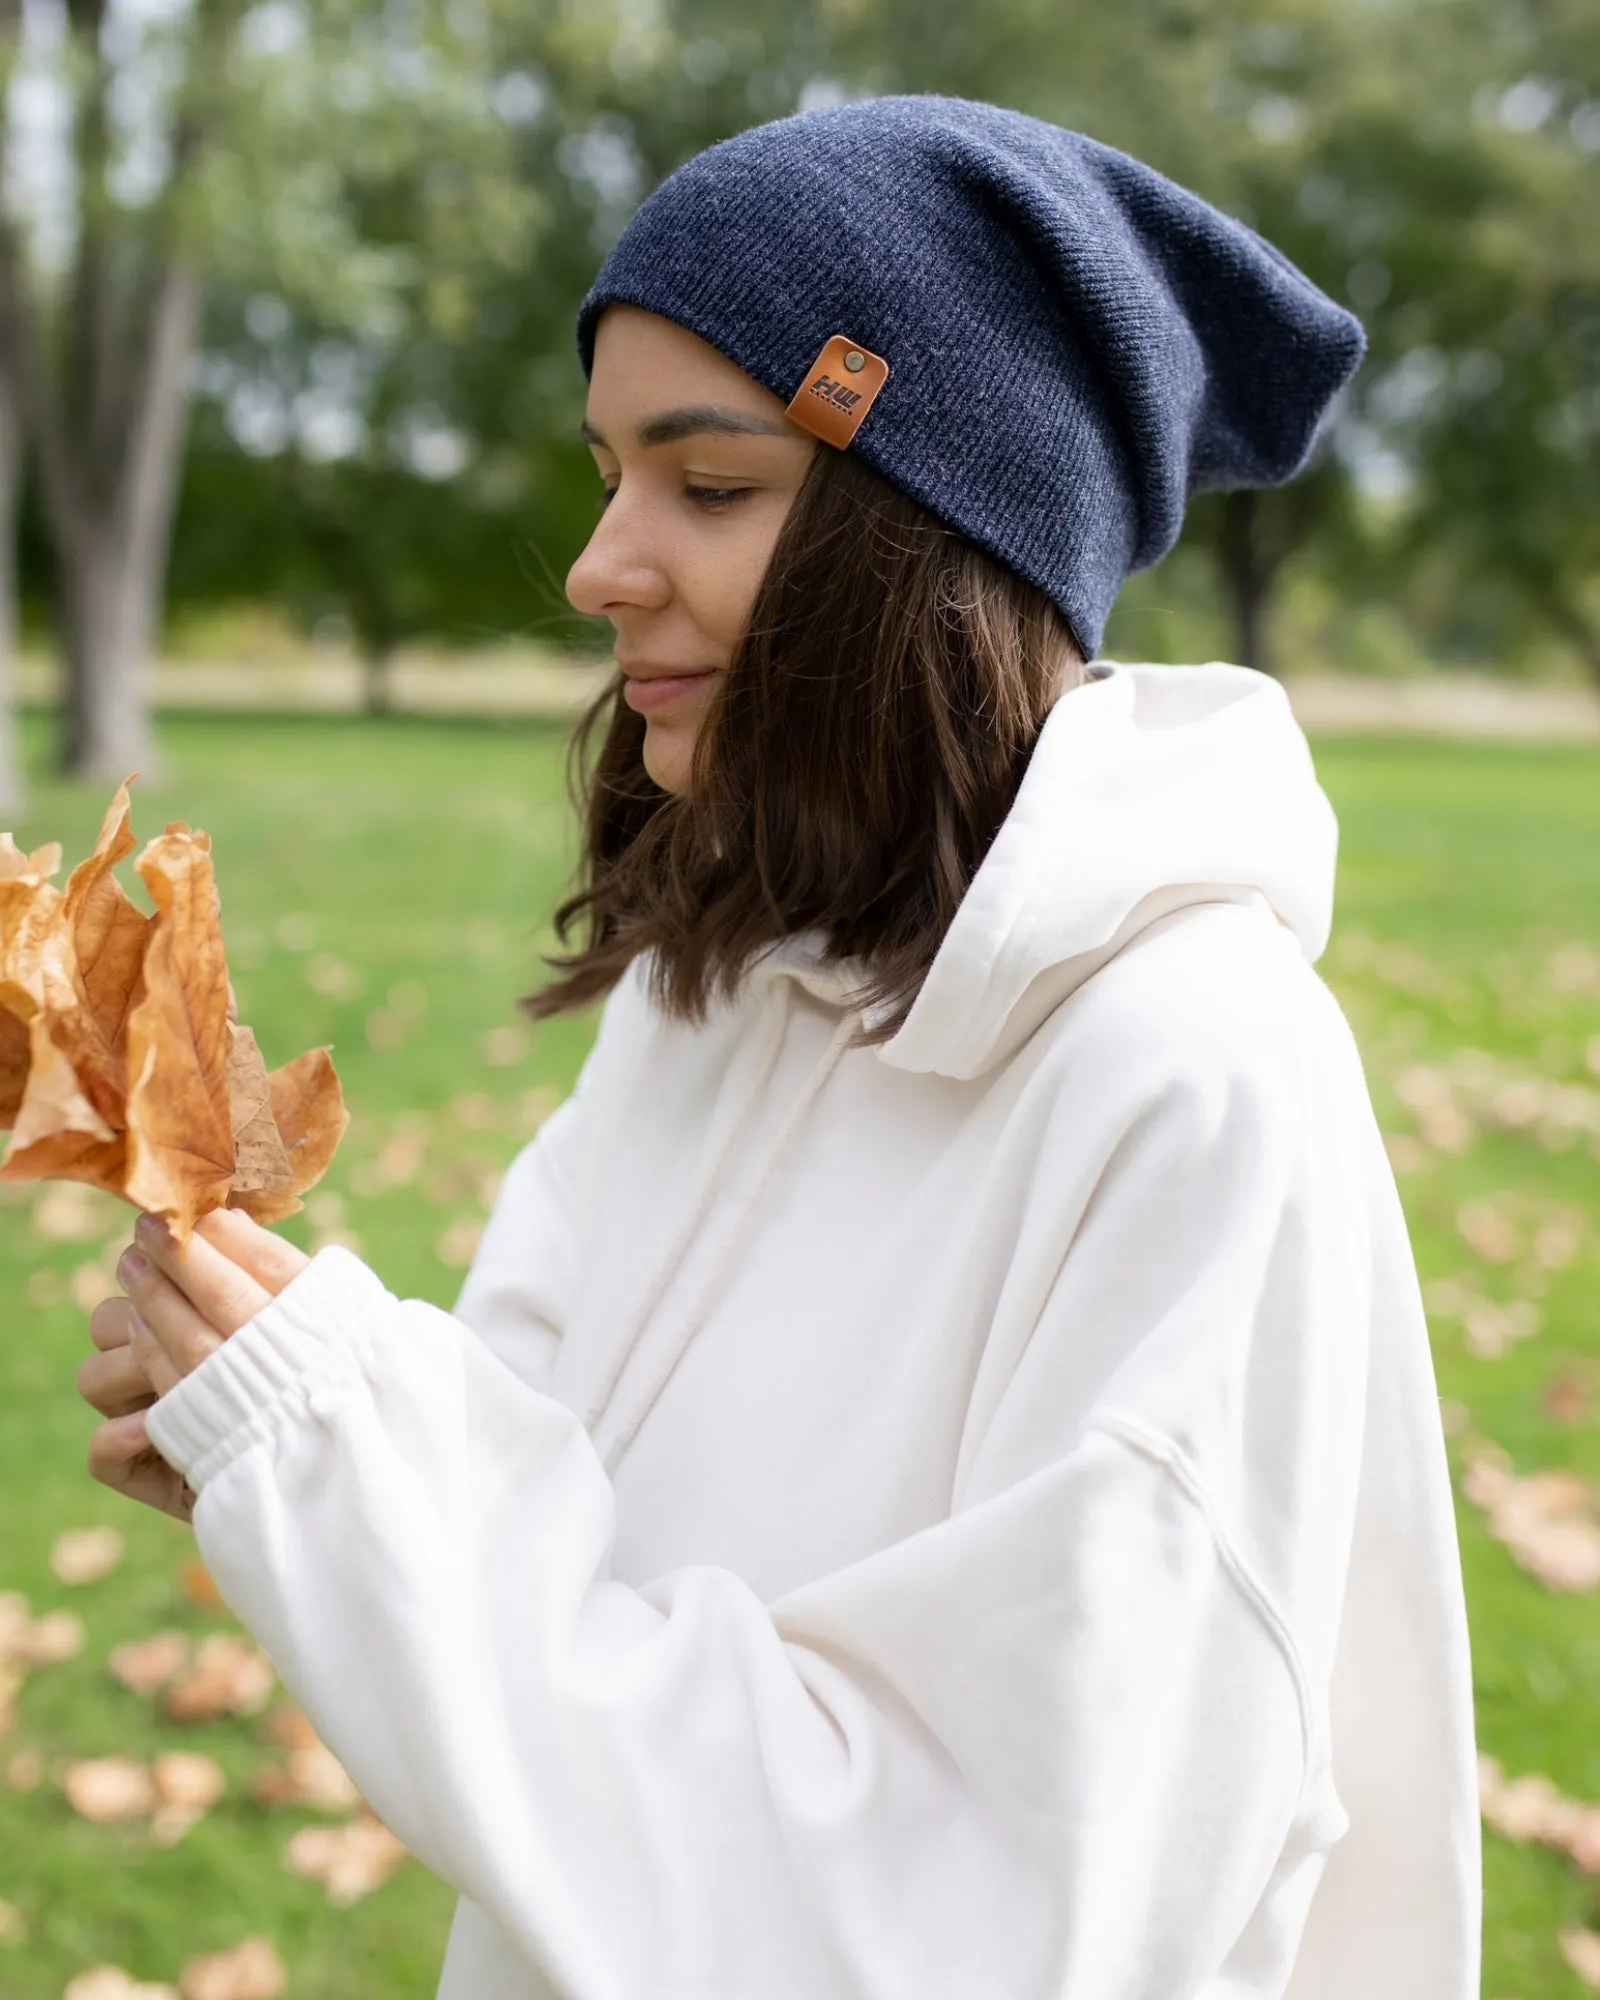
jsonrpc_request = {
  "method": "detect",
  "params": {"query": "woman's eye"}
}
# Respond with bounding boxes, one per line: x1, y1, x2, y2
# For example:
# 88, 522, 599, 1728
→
685, 484, 752, 510
598, 485, 618, 510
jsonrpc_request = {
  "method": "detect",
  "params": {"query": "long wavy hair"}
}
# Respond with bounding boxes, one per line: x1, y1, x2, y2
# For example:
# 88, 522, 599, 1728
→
520, 445, 1085, 1047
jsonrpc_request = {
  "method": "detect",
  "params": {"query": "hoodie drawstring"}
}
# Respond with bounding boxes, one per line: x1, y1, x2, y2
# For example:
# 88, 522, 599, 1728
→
584, 985, 860, 1477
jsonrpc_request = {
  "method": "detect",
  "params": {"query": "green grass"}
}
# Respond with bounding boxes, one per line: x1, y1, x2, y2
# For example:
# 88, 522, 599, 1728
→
0, 716, 1595, 1996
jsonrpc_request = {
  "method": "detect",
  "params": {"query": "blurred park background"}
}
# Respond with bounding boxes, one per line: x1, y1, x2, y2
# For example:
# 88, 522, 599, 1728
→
0, 1, 1596, 1997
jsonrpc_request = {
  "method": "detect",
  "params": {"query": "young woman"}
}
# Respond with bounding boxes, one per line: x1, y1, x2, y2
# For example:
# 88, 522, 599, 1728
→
78, 98, 1480, 1998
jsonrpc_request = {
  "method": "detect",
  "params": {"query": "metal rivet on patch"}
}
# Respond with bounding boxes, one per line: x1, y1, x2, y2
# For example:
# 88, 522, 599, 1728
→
785, 334, 890, 449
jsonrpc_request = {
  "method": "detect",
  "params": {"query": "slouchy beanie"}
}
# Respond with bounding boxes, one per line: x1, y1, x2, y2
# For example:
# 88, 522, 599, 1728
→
577, 95, 1365, 658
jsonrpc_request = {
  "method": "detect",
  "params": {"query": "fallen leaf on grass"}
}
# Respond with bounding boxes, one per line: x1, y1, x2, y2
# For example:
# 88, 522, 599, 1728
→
0, 783, 349, 1243
285, 1812, 407, 1904
153, 1752, 226, 1811
305, 953, 362, 1002
64, 1970, 178, 2000
178, 1560, 224, 1610
254, 1706, 359, 1813
1462, 1447, 1600, 1592
0, 1593, 85, 1668
70, 1263, 117, 1314
63, 1755, 157, 1821
164, 1635, 274, 1721
480, 1023, 528, 1067
436, 1218, 483, 1269
31, 1180, 117, 1241
51, 1526, 125, 1586
109, 1631, 189, 1696
1544, 1366, 1600, 1427
0, 1896, 24, 1943
150, 1752, 227, 1846
26, 1268, 65, 1307
1479, 1755, 1600, 1869
6, 1748, 42, 1789
1562, 1928, 1600, 1990
178, 1938, 286, 2000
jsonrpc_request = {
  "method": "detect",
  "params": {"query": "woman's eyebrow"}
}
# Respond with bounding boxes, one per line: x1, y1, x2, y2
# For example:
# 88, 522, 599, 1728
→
579, 405, 793, 450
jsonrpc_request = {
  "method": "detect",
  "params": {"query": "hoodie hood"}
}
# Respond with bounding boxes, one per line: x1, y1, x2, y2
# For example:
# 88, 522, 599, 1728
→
755, 662, 1338, 1081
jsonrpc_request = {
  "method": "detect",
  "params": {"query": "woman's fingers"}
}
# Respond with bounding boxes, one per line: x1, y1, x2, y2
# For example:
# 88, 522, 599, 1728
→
132, 1211, 275, 1336
77, 1342, 158, 1420
87, 1411, 195, 1524
89, 1295, 136, 1351
194, 1207, 310, 1298
117, 1249, 228, 1390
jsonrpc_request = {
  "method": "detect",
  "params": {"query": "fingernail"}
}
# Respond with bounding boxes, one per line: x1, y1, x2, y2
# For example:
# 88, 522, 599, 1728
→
135, 1213, 170, 1249
118, 1248, 148, 1284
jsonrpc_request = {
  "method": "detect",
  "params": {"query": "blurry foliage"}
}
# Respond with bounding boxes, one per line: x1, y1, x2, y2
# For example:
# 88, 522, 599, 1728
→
16, 0, 1600, 682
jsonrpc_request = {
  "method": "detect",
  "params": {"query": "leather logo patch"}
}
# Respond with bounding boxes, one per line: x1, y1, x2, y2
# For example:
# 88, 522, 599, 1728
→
784, 335, 890, 449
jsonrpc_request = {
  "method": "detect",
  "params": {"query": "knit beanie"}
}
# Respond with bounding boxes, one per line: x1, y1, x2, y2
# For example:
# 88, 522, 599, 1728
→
577, 96, 1364, 659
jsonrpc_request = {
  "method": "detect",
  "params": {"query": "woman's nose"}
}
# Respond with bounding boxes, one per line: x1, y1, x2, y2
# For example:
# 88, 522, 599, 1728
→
565, 496, 673, 618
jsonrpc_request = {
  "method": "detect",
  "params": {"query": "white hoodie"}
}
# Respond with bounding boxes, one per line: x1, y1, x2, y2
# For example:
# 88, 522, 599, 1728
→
147, 661, 1481, 2000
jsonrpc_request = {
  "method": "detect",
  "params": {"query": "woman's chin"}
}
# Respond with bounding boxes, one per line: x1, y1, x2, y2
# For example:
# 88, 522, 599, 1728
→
641, 718, 700, 796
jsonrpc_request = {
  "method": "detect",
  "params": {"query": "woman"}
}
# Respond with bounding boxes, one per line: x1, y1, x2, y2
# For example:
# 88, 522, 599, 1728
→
80, 98, 1480, 1998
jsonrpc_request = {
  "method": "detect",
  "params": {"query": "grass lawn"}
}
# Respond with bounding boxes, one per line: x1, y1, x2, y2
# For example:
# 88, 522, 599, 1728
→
0, 713, 1595, 1997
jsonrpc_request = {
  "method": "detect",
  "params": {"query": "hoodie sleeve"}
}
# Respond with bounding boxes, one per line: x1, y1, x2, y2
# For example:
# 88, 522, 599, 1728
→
143, 1009, 1369, 2000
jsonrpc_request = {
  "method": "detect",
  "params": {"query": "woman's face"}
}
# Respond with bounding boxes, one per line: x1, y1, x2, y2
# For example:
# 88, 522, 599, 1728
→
567, 306, 818, 795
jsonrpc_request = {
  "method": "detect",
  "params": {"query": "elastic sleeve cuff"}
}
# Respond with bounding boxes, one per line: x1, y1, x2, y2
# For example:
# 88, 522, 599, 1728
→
145, 1245, 395, 1492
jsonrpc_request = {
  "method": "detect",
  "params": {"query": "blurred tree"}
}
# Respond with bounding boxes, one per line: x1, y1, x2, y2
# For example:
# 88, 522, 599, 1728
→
0, 379, 20, 810
139, 0, 1598, 688
0, 0, 530, 775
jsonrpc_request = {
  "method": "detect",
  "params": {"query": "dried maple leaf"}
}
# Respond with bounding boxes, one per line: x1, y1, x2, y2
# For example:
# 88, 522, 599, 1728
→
122, 827, 237, 1237
227, 1044, 349, 1224
0, 784, 348, 1239
178, 1937, 287, 2000
0, 855, 125, 1193
225, 1025, 296, 1206
65, 782, 152, 1062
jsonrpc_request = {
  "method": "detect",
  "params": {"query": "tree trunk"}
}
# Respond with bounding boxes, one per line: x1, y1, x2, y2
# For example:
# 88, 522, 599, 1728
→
55, 263, 199, 782
0, 384, 25, 814
58, 526, 160, 778
363, 643, 393, 717
1218, 490, 1274, 675
1549, 589, 1600, 693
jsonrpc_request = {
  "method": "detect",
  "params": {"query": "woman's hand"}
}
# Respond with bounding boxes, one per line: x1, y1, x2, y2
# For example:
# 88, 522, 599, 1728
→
79, 1207, 311, 1521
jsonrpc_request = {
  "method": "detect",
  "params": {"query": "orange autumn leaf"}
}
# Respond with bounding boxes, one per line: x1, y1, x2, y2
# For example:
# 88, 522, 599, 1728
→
123, 827, 237, 1236
228, 1044, 349, 1224
226, 1024, 296, 1207
0, 784, 347, 1241
65, 780, 152, 1060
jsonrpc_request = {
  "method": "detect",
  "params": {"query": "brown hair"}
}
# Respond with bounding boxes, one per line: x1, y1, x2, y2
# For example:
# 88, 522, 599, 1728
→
520, 446, 1085, 1048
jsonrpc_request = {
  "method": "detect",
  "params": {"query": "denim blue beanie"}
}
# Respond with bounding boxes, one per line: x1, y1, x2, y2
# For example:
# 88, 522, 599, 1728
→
577, 96, 1365, 658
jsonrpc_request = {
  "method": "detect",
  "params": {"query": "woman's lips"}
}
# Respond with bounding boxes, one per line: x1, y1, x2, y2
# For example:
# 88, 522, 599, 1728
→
621, 671, 716, 713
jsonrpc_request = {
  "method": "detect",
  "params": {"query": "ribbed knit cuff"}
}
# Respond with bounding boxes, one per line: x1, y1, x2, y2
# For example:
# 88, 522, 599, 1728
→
145, 1245, 394, 1493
